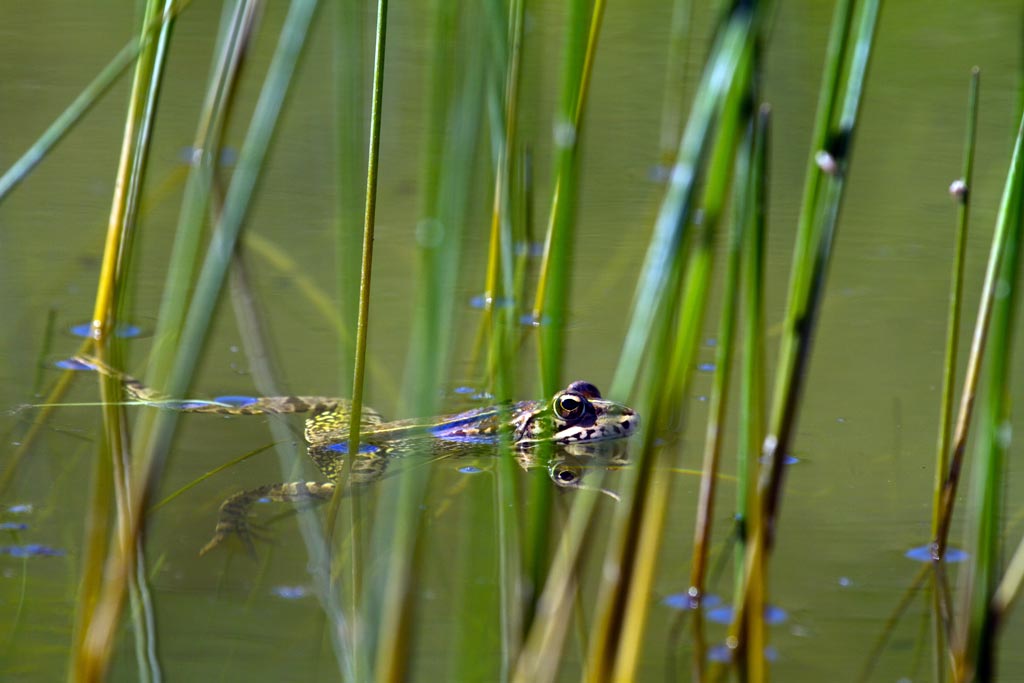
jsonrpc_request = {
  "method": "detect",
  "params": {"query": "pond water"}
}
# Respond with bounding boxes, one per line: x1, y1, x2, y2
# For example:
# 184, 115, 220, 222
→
2, 0, 1024, 680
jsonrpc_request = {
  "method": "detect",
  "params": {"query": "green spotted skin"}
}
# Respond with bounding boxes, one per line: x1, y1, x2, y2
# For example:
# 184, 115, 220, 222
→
74, 356, 639, 554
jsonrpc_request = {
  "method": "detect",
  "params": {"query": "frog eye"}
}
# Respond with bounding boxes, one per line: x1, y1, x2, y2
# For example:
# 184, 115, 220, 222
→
554, 393, 585, 420
551, 464, 581, 486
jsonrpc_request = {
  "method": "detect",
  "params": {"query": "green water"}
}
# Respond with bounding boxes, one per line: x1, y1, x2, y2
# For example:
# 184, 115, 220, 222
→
2, 0, 1024, 680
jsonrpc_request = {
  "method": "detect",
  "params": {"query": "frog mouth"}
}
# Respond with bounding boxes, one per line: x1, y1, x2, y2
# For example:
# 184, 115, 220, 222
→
552, 407, 638, 444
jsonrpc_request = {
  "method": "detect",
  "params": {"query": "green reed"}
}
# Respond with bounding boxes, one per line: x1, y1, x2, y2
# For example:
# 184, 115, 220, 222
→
476, 0, 528, 672
689, 97, 755, 599
854, 70, 1024, 680
19, 1, 1024, 680
356, 1, 489, 678
952, 109, 1024, 681
574, 7, 761, 680
532, 0, 603, 394
728, 104, 769, 678
0, 0, 194, 204
657, 0, 692, 165
717, 2, 881, 678
923, 68, 979, 682
761, 0, 880, 539
735, 105, 767, 591
343, 0, 387, 481
478, 0, 522, 401
520, 0, 606, 659
611, 7, 753, 400
992, 526, 1024, 637
614, 34, 752, 679
0, 0, 202, 488
931, 99, 1024, 559
141, 0, 257, 419
931, 69, 980, 539
333, 0, 369, 392
73, 1, 329, 680
71, 0, 177, 678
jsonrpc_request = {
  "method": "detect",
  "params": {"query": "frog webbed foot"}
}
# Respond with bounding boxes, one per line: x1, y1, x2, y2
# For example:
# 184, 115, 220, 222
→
199, 481, 337, 556
200, 516, 272, 558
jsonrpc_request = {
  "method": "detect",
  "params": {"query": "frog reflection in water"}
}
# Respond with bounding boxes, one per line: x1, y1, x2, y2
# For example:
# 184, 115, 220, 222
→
74, 356, 639, 554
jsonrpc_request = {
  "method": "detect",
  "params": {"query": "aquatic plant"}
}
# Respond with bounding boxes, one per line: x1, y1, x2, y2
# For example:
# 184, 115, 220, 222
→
4, 0, 1024, 681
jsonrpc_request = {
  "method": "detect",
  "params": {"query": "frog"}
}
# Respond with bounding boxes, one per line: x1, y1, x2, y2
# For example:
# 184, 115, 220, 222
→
71, 355, 639, 554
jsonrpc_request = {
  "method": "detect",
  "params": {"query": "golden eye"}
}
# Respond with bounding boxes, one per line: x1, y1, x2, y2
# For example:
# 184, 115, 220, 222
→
554, 393, 585, 419
550, 463, 581, 485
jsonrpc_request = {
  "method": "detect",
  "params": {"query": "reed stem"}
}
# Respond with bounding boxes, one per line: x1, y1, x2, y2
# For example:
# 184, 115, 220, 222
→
931, 68, 980, 538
